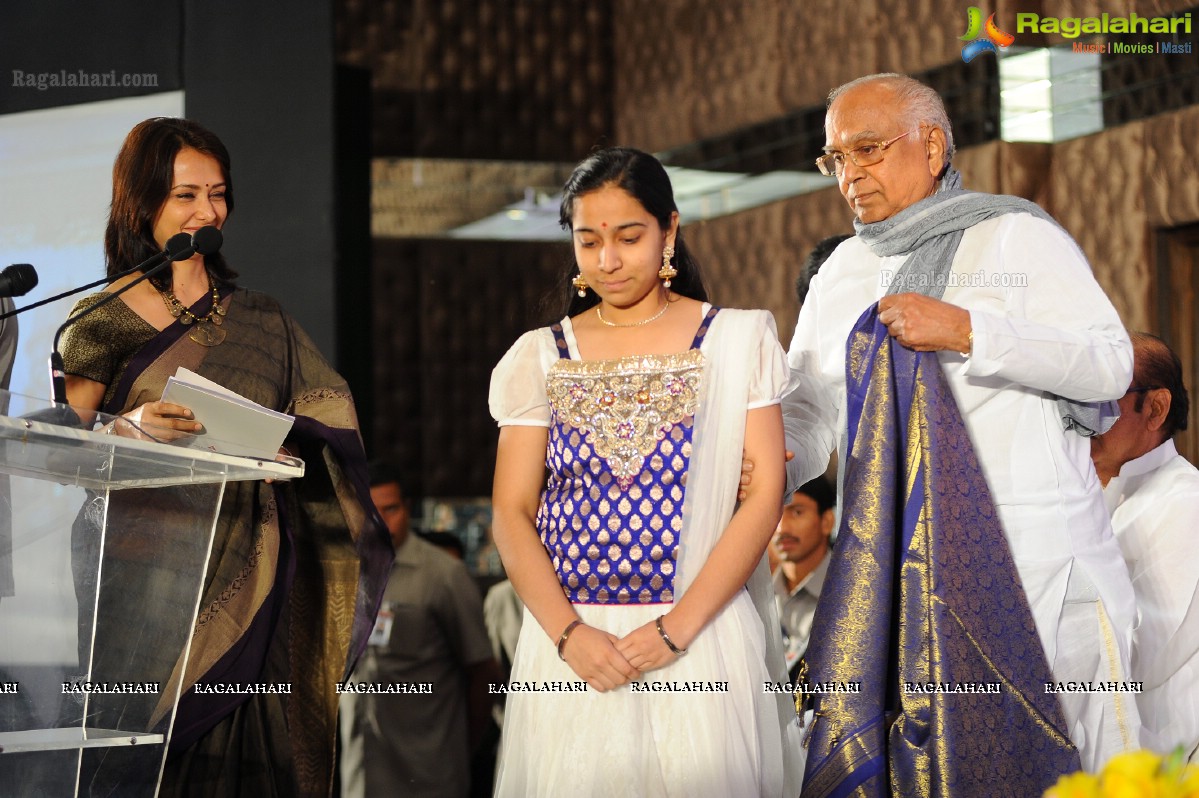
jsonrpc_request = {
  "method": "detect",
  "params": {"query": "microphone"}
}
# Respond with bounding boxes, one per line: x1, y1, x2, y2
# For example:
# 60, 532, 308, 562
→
191, 226, 223, 257
163, 231, 199, 260
0, 264, 38, 298
45, 226, 223, 416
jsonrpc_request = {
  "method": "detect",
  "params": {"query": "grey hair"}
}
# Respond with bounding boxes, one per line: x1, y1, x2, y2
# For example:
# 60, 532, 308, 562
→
827, 73, 956, 167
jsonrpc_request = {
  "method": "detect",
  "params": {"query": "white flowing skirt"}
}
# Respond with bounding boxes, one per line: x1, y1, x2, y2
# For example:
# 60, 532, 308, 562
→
493, 591, 793, 798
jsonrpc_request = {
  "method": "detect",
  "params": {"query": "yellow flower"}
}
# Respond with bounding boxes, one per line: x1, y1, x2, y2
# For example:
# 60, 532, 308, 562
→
1044, 771, 1100, 798
1101, 750, 1163, 798
1044, 749, 1199, 798
1104, 750, 1162, 779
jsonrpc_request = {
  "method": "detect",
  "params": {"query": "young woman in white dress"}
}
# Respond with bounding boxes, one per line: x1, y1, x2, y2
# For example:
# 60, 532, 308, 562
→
489, 147, 802, 797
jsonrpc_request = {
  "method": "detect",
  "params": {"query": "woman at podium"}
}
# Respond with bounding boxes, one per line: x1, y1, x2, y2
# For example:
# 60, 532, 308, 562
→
57, 118, 392, 797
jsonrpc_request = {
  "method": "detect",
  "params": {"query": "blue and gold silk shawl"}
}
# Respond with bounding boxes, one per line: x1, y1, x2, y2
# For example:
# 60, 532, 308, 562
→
799, 306, 1080, 798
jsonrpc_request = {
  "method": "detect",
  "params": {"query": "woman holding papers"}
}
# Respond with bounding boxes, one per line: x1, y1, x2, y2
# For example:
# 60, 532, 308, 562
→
58, 118, 391, 797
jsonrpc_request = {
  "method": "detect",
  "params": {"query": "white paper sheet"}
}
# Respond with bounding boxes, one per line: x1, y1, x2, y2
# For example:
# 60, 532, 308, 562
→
161, 368, 294, 460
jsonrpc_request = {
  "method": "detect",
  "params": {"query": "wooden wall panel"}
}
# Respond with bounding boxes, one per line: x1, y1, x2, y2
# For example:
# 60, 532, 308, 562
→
1143, 105, 1199, 229
1049, 122, 1151, 330
338, 0, 614, 159
370, 239, 566, 498
614, 0, 994, 152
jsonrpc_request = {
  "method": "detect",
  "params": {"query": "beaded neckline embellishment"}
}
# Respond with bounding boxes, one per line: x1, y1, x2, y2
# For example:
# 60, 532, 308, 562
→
546, 351, 704, 489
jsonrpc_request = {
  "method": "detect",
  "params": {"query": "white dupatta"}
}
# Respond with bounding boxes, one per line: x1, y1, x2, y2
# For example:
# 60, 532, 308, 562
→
676, 307, 803, 795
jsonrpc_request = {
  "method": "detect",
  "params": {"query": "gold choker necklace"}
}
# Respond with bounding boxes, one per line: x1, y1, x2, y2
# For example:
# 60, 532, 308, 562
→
596, 301, 669, 328
160, 278, 228, 346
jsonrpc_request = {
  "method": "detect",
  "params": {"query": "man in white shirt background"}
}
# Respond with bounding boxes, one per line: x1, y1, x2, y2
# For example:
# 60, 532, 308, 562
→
1091, 332, 1199, 763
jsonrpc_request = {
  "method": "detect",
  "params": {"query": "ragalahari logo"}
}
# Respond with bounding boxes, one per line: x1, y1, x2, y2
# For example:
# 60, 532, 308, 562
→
960, 7, 1015, 62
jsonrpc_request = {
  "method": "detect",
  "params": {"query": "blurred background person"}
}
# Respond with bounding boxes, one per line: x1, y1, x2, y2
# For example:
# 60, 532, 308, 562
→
771, 474, 835, 683
419, 530, 468, 560
483, 578, 524, 722
794, 234, 852, 309
340, 461, 498, 798
481, 576, 524, 792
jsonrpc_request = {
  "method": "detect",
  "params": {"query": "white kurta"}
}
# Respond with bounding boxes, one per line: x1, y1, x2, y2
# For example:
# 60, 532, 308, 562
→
1104, 438, 1199, 762
783, 213, 1139, 771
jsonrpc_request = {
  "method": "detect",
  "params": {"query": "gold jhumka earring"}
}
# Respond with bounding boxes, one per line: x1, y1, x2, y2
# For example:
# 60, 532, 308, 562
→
658, 245, 678, 288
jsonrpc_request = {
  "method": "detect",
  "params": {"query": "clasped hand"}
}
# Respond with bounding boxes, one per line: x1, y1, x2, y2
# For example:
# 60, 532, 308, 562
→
877, 293, 972, 353
560, 618, 685, 692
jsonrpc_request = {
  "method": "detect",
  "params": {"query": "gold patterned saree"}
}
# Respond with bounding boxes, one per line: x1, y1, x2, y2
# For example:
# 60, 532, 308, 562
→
799, 306, 1079, 798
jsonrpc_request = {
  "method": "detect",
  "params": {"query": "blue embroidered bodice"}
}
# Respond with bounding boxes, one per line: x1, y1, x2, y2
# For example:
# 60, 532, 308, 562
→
535, 308, 719, 605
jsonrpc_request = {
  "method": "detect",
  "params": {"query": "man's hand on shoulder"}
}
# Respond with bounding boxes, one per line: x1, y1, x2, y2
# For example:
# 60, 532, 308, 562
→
877, 294, 972, 354
738, 449, 794, 501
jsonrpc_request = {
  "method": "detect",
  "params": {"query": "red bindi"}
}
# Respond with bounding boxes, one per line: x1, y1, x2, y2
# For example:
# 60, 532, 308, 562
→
601, 222, 607, 228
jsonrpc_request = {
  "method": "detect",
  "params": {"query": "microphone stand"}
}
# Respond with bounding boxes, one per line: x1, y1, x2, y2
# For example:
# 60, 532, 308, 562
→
0, 270, 131, 321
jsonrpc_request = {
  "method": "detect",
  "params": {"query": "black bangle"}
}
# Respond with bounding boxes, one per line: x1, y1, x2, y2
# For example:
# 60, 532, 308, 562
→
655, 615, 687, 656
557, 619, 583, 661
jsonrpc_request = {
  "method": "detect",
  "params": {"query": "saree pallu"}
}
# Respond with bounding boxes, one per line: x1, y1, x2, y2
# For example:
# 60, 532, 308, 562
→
799, 306, 1079, 798
70, 287, 392, 797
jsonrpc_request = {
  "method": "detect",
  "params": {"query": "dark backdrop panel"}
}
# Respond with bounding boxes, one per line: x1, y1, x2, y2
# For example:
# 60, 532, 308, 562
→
184, 0, 341, 361
337, 0, 614, 161
371, 238, 567, 499
334, 65, 375, 440
0, 1, 182, 114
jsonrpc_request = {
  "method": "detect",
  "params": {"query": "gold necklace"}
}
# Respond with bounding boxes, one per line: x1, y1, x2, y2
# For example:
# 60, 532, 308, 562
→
160, 277, 228, 346
595, 300, 669, 328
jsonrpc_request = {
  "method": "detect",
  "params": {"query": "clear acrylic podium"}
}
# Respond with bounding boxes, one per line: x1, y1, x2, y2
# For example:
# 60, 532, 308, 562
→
0, 391, 302, 797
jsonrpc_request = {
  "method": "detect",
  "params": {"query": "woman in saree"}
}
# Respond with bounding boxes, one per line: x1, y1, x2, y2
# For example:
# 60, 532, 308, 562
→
59, 117, 391, 797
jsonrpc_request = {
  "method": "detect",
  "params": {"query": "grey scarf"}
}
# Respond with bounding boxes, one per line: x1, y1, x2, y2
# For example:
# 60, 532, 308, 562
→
853, 169, 1119, 437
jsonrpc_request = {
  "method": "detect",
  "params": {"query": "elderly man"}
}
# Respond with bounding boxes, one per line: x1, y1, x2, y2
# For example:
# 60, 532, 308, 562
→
783, 73, 1138, 787
1092, 332, 1199, 762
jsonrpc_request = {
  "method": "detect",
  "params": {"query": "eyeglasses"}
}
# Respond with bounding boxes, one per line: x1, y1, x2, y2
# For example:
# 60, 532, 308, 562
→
816, 129, 915, 177
1126, 385, 1161, 394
